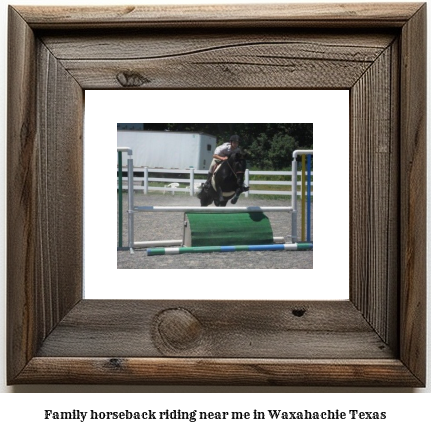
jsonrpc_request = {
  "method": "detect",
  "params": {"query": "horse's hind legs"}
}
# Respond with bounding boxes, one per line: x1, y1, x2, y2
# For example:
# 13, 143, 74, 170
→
215, 199, 228, 207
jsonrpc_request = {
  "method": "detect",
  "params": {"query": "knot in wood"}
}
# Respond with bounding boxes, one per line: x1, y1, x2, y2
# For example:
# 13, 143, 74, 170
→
292, 308, 306, 317
108, 358, 123, 369
155, 308, 203, 351
116, 71, 150, 87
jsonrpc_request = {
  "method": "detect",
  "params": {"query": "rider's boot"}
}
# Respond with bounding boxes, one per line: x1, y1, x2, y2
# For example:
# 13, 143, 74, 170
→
203, 172, 212, 191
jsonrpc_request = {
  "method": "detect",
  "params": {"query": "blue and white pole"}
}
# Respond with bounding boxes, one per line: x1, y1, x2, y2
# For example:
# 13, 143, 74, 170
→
147, 242, 313, 256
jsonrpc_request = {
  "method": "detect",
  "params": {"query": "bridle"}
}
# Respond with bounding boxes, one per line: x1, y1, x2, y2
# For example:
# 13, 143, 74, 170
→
226, 156, 244, 179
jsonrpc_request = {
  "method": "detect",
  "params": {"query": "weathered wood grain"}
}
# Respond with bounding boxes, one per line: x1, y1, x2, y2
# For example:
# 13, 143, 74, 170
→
7, 3, 426, 386
16, 358, 423, 386
35, 40, 84, 332
60, 57, 371, 89
399, 3, 427, 385
41, 31, 395, 60
40, 31, 395, 89
16, 3, 423, 29
350, 44, 399, 347
37, 300, 394, 359
7, 6, 38, 382
7, 6, 83, 382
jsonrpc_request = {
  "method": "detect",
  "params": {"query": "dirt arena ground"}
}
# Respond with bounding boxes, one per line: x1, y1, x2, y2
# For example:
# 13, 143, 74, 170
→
117, 192, 312, 269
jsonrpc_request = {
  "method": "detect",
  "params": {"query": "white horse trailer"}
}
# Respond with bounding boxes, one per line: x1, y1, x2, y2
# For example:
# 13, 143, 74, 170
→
117, 130, 217, 170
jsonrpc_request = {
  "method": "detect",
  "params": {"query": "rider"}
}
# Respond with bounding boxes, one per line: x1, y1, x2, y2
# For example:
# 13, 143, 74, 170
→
201, 134, 241, 192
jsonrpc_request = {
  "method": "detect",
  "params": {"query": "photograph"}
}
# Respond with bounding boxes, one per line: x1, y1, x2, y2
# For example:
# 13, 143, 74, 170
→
117, 123, 313, 269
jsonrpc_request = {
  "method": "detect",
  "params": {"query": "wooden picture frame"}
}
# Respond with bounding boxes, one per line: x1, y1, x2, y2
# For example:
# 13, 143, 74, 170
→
7, 3, 426, 386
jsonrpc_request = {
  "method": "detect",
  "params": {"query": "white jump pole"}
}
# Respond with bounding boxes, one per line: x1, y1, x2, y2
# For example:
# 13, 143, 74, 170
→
134, 206, 292, 213
133, 237, 286, 249
134, 240, 183, 248
291, 149, 313, 243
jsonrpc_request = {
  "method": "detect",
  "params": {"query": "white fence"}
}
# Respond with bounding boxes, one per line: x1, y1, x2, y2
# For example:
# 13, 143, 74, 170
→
118, 167, 313, 198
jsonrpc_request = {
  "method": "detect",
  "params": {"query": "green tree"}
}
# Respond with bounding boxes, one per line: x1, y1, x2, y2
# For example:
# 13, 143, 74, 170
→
268, 133, 297, 170
286, 124, 313, 148
247, 133, 272, 169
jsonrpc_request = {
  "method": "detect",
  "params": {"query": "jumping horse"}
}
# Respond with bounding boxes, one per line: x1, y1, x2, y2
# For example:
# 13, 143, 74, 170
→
198, 151, 249, 207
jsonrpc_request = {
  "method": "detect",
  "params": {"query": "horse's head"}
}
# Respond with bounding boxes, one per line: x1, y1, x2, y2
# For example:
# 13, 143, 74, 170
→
228, 150, 247, 175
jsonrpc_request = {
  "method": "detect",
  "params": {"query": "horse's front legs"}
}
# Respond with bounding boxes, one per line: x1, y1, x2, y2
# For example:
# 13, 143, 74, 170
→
230, 184, 249, 205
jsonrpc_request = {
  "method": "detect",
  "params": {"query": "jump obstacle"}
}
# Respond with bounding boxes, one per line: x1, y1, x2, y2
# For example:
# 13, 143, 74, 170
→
147, 243, 313, 256
183, 212, 274, 247
117, 148, 313, 255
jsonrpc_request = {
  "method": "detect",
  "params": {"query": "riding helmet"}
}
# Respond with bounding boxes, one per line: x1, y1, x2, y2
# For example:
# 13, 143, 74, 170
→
230, 135, 239, 142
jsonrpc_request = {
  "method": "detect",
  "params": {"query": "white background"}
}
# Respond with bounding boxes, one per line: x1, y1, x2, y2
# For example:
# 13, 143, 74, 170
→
84, 89, 349, 300
0, 0, 430, 426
